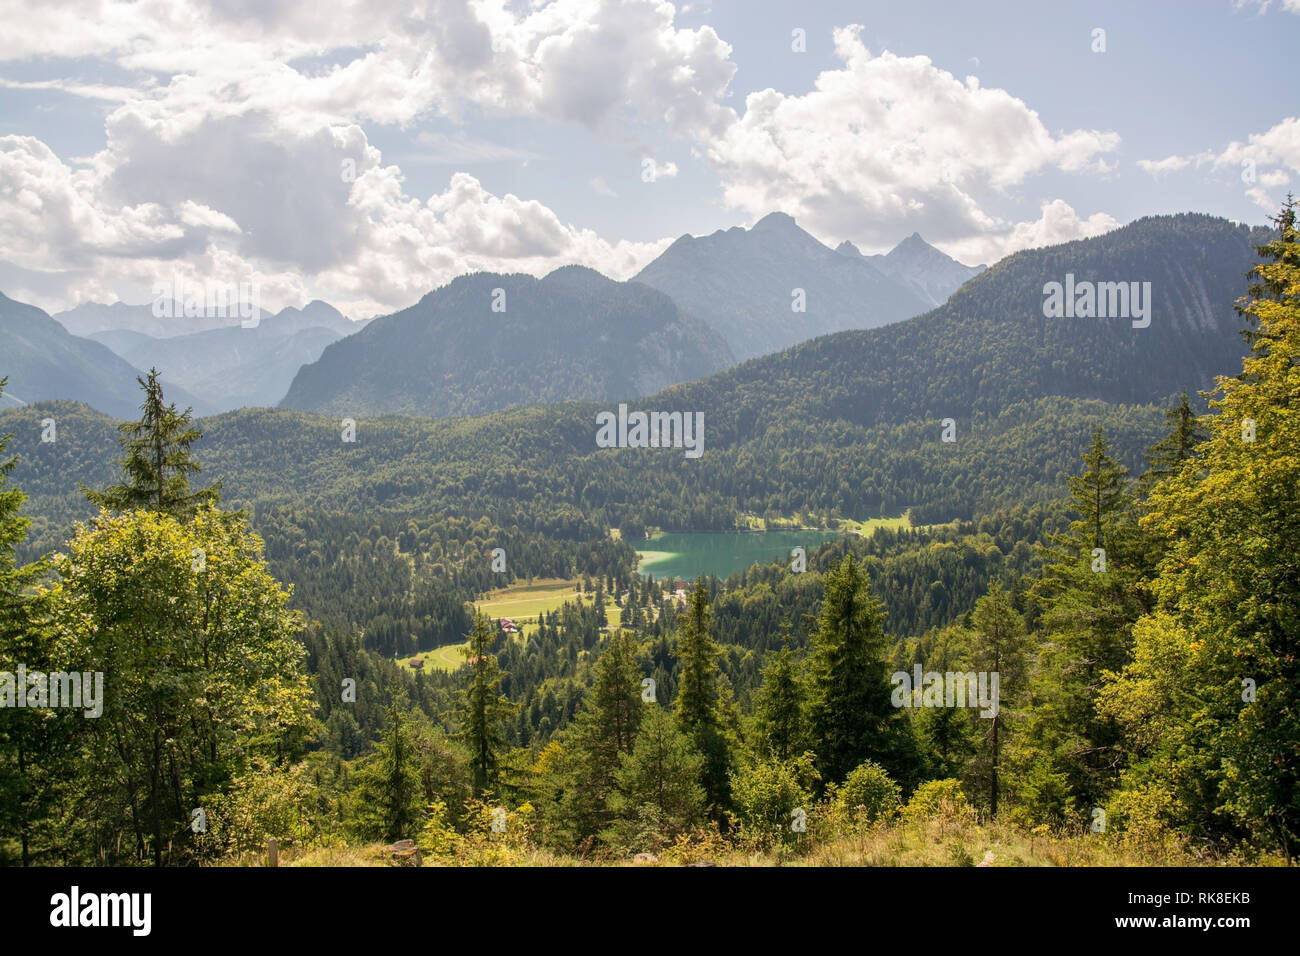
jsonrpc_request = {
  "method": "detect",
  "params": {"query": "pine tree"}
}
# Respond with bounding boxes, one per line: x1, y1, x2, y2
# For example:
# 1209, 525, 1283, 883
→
965, 581, 1031, 817
457, 612, 515, 796
673, 577, 731, 812
561, 630, 643, 839
1016, 427, 1147, 814
806, 554, 909, 786
353, 692, 424, 841
84, 368, 219, 519
753, 627, 804, 761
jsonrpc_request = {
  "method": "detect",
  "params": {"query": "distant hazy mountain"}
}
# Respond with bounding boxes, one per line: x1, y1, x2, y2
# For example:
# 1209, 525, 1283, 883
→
632, 212, 931, 361
837, 233, 986, 308
0, 292, 204, 418
280, 266, 735, 417
89, 301, 364, 413
53, 300, 245, 338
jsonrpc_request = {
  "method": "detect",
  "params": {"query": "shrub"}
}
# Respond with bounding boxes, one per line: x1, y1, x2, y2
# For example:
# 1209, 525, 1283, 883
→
834, 760, 902, 824
730, 753, 818, 848
902, 778, 975, 823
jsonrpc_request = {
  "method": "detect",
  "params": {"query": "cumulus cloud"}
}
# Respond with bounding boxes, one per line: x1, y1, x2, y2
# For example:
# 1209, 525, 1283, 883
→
0, 0, 730, 313
1136, 117, 1299, 210
0, 0, 738, 138
1136, 155, 1193, 178
940, 199, 1120, 265
704, 25, 1120, 255
0, 3, 1143, 313
0, 127, 669, 316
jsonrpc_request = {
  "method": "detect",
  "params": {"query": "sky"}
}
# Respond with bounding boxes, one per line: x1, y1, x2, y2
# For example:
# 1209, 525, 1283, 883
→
0, 0, 1296, 319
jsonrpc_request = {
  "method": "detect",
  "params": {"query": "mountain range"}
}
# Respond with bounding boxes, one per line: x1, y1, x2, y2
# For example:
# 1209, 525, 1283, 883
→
632, 212, 979, 361
0, 292, 206, 418
2, 212, 1270, 558
52, 300, 248, 339
279, 266, 735, 418
839, 232, 986, 308
86, 301, 363, 414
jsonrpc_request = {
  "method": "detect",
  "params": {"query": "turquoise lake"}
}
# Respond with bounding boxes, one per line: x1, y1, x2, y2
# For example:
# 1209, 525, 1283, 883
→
633, 530, 844, 582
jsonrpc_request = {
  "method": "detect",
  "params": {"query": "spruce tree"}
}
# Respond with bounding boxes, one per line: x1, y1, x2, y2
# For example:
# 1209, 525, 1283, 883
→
753, 627, 804, 762
457, 613, 515, 796
805, 554, 907, 786
673, 577, 731, 812
965, 581, 1031, 817
562, 630, 643, 839
608, 705, 705, 847
84, 368, 219, 519
1019, 427, 1144, 815
1139, 390, 1208, 494
353, 692, 424, 841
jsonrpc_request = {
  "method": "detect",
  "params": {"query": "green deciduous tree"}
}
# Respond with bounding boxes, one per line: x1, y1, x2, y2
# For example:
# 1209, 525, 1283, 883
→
44, 505, 316, 865
0, 378, 64, 866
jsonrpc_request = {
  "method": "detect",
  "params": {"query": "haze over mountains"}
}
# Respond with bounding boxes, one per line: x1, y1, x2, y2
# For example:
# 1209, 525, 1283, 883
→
632, 212, 978, 361
3, 213, 982, 421
839, 233, 986, 309
3, 213, 1268, 549
280, 266, 735, 417
1, 295, 366, 416
0, 291, 207, 418
53, 300, 266, 338
86, 301, 363, 414
0, 212, 1258, 430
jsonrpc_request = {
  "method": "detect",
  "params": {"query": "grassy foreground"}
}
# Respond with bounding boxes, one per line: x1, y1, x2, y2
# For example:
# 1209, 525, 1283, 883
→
220, 813, 1281, 868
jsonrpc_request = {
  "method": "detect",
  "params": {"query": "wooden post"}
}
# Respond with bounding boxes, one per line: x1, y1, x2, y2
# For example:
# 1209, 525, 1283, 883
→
268, 837, 279, 868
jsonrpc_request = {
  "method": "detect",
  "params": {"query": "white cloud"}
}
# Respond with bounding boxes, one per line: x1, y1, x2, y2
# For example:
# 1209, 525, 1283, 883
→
640, 157, 679, 180
0, 0, 722, 314
590, 176, 617, 197
1137, 155, 1192, 178
177, 200, 242, 234
1233, 0, 1300, 15
942, 199, 1120, 265
0, 0, 738, 138
703, 25, 1121, 252
0, 3, 1155, 312
0, 128, 669, 317
1137, 117, 1299, 210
